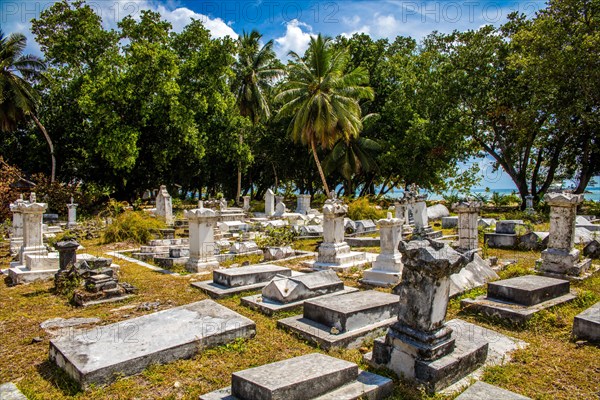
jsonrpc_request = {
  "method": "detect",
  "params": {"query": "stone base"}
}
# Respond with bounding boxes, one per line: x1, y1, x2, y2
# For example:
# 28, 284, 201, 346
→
455, 381, 531, 400
241, 286, 359, 316
449, 254, 499, 298
200, 353, 393, 400
277, 291, 399, 349
360, 269, 401, 287
8, 266, 58, 284
153, 256, 188, 269
536, 254, 593, 280
573, 301, 600, 342
0, 383, 27, 400
185, 258, 220, 273
305, 252, 376, 271
49, 300, 256, 388
484, 233, 519, 248
345, 237, 380, 247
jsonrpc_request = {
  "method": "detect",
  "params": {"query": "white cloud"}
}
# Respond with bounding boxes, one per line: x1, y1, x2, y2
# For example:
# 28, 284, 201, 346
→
154, 5, 237, 39
274, 19, 315, 58
341, 25, 371, 38
373, 13, 400, 38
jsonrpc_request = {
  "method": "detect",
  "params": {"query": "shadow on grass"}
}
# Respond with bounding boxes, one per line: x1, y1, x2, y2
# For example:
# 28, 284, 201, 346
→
22, 288, 52, 298
36, 359, 82, 396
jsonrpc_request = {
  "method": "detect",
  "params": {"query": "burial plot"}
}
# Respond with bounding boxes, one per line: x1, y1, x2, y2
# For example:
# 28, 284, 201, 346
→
192, 264, 296, 298
483, 220, 523, 248
572, 301, 600, 342
241, 270, 358, 315
461, 275, 576, 323
49, 300, 255, 388
455, 381, 531, 400
200, 353, 393, 400
278, 290, 399, 349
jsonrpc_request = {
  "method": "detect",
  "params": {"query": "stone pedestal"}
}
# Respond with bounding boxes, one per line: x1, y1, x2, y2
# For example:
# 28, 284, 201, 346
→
185, 208, 220, 273
242, 195, 251, 212
362, 213, 404, 287
537, 193, 591, 278
55, 240, 79, 270
454, 200, 482, 252
401, 185, 441, 239
525, 194, 534, 214
155, 185, 173, 225
265, 189, 275, 217
295, 194, 311, 215
9, 196, 25, 255
369, 239, 487, 393
17, 194, 48, 263
66, 200, 78, 228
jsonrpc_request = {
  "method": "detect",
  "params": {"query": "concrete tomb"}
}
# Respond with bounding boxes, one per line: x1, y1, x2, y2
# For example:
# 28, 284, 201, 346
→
229, 241, 261, 255
355, 219, 377, 234
367, 239, 489, 393
265, 189, 275, 217
362, 213, 404, 287
262, 245, 295, 261
536, 193, 592, 279
155, 185, 173, 225
200, 353, 393, 400
449, 253, 499, 298
50, 300, 255, 388
192, 264, 295, 298
427, 203, 450, 220
461, 275, 576, 323
572, 301, 600, 342
241, 270, 358, 315
483, 220, 524, 248
0, 383, 27, 400
455, 381, 531, 400
278, 290, 399, 349
185, 207, 220, 273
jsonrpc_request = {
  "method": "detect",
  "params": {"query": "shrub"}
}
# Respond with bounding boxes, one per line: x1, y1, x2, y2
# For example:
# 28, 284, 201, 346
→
347, 197, 386, 221
102, 211, 166, 244
442, 192, 461, 206
255, 226, 297, 247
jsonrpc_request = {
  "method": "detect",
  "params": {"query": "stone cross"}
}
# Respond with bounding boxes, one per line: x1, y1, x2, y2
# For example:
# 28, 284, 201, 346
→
242, 196, 251, 212
265, 189, 275, 217
316, 197, 351, 264
155, 185, 173, 225
362, 213, 404, 286
66, 199, 78, 228
184, 207, 219, 273
538, 192, 591, 277
16, 193, 48, 264
453, 200, 482, 252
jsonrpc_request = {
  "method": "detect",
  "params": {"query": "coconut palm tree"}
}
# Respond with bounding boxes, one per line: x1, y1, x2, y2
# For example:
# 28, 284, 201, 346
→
0, 30, 54, 181
275, 34, 374, 197
232, 30, 282, 202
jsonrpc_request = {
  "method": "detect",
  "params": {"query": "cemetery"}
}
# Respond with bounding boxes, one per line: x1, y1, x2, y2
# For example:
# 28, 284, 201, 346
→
1, 1, 600, 399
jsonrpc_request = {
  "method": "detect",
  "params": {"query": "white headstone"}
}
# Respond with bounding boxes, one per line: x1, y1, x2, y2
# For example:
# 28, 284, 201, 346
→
155, 185, 173, 225
66, 198, 78, 228
242, 196, 251, 212
184, 207, 219, 272
362, 215, 404, 286
17, 193, 48, 263
265, 189, 275, 217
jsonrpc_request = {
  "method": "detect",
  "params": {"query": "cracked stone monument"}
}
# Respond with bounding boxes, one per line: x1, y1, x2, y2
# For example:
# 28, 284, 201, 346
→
155, 185, 173, 225
9, 195, 25, 256
295, 194, 311, 215
367, 239, 488, 393
306, 195, 371, 271
185, 207, 220, 273
403, 184, 441, 239
536, 192, 592, 278
66, 197, 78, 228
362, 212, 404, 287
8, 193, 60, 284
454, 200, 481, 252
265, 189, 275, 217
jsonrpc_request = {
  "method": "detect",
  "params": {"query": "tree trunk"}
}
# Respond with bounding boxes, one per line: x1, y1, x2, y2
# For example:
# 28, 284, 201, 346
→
31, 114, 55, 182
236, 131, 243, 205
311, 138, 330, 198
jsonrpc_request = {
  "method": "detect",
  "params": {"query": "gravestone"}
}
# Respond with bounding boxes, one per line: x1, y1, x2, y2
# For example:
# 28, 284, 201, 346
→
401, 184, 441, 239
454, 200, 482, 252
362, 212, 403, 287
200, 353, 393, 400
368, 239, 488, 393
525, 194, 535, 214
242, 195, 251, 212
456, 381, 531, 400
274, 198, 286, 217
185, 207, 219, 273
572, 301, 600, 342
536, 193, 592, 278
484, 220, 523, 248
66, 197, 78, 228
265, 189, 275, 217
155, 185, 173, 225
295, 194, 311, 215
9, 195, 25, 255
50, 300, 256, 388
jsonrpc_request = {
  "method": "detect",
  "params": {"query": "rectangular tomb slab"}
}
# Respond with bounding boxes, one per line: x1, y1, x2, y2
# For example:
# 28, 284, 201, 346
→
49, 300, 255, 388
232, 353, 358, 400
487, 275, 570, 306
0, 383, 27, 400
455, 381, 531, 400
573, 301, 600, 342
214, 264, 292, 288
304, 290, 399, 332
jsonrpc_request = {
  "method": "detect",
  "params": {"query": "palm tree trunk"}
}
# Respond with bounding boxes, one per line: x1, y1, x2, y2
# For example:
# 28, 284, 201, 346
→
31, 114, 55, 182
236, 132, 243, 205
311, 138, 330, 198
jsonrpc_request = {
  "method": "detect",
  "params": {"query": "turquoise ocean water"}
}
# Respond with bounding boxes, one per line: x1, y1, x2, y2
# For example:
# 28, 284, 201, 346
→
384, 187, 600, 202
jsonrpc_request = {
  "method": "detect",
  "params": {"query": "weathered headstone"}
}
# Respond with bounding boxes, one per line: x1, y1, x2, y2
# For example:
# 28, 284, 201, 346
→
362, 213, 403, 287
55, 240, 79, 270
9, 195, 25, 255
66, 197, 78, 228
274, 198, 286, 217
454, 200, 482, 252
265, 189, 275, 217
295, 194, 311, 215
537, 192, 592, 278
155, 185, 173, 225
242, 195, 251, 212
185, 207, 219, 273
525, 194, 534, 214
17, 192, 48, 263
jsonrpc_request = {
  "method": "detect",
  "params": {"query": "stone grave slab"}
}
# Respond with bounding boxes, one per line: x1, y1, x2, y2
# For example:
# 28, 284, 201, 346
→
278, 290, 399, 349
461, 275, 576, 323
49, 300, 255, 388
345, 236, 380, 247
572, 301, 600, 342
241, 270, 359, 315
191, 264, 296, 299
449, 254, 499, 298
199, 353, 393, 400
455, 381, 531, 400
0, 383, 27, 400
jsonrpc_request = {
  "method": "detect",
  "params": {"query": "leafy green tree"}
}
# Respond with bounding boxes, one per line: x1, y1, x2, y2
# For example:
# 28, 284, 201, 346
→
232, 30, 282, 202
0, 30, 55, 181
275, 34, 374, 197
